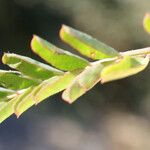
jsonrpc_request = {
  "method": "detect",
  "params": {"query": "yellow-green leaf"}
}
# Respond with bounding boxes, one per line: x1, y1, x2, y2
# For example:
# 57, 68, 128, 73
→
0, 87, 15, 101
0, 98, 17, 123
2, 53, 63, 81
60, 25, 119, 60
101, 56, 149, 83
31, 35, 89, 71
62, 62, 103, 103
143, 13, 150, 34
0, 70, 39, 90
0, 88, 31, 123
14, 87, 35, 118
14, 70, 81, 116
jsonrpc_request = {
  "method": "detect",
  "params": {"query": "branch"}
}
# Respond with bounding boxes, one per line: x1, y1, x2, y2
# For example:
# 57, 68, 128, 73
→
120, 47, 150, 57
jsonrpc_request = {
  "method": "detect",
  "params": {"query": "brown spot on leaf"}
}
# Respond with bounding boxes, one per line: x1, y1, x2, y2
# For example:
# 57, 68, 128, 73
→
90, 51, 96, 59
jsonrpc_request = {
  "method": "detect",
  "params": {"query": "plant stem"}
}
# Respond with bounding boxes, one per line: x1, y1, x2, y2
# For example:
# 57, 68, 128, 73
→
91, 57, 118, 65
92, 47, 150, 65
120, 47, 150, 56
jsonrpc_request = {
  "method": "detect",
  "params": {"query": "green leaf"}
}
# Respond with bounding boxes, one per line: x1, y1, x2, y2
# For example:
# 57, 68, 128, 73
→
2, 53, 63, 81
0, 87, 35, 123
33, 71, 80, 103
60, 25, 119, 60
0, 70, 39, 90
143, 13, 150, 34
0, 87, 15, 101
62, 62, 103, 103
14, 87, 35, 118
0, 70, 81, 122
15, 71, 81, 116
31, 35, 89, 71
101, 56, 149, 83
1, 24, 150, 123
0, 98, 17, 123
0, 88, 29, 123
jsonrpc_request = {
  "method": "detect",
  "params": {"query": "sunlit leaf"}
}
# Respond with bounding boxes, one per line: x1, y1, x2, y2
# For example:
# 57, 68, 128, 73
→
0, 98, 17, 123
101, 56, 149, 83
34, 71, 80, 103
0, 70, 39, 90
60, 25, 119, 60
143, 13, 150, 34
15, 70, 81, 116
62, 62, 103, 103
1, 23, 150, 123
0, 87, 34, 122
14, 87, 35, 118
31, 35, 89, 71
2, 53, 63, 81
0, 87, 15, 101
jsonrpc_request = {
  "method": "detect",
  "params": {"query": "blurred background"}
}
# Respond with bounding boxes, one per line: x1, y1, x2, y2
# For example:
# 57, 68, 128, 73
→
0, 0, 150, 149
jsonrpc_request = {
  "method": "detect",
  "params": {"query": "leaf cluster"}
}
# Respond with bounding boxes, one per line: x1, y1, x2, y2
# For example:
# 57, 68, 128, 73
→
0, 14, 150, 123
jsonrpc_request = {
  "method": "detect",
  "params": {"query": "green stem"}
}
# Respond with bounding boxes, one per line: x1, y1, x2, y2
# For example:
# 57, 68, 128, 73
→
120, 47, 150, 56
91, 47, 150, 65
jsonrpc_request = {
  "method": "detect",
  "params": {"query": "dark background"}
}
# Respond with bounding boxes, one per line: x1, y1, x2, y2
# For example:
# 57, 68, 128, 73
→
0, 0, 150, 149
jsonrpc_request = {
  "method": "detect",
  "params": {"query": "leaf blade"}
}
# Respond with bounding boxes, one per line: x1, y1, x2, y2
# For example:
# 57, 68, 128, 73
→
60, 25, 119, 60
143, 13, 150, 34
0, 70, 39, 90
2, 53, 63, 81
0, 98, 17, 123
14, 87, 35, 118
15, 71, 81, 116
62, 62, 103, 103
0, 87, 15, 101
101, 56, 149, 83
31, 35, 89, 71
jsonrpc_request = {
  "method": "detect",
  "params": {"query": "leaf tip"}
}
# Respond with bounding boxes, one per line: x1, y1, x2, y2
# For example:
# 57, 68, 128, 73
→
59, 24, 70, 39
62, 91, 73, 104
31, 34, 39, 49
34, 101, 39, 106
15, 112, 21, 119
100, 79, 106, 84
2, 52, 8, 64
61, 24, 69, 30
63, 99, 73, 104
59, 24, 65, 39
143, 13, 150, 34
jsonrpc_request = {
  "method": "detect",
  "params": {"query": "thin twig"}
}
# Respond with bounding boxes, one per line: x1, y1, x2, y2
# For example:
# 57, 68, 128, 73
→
120, 47, 150, 56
